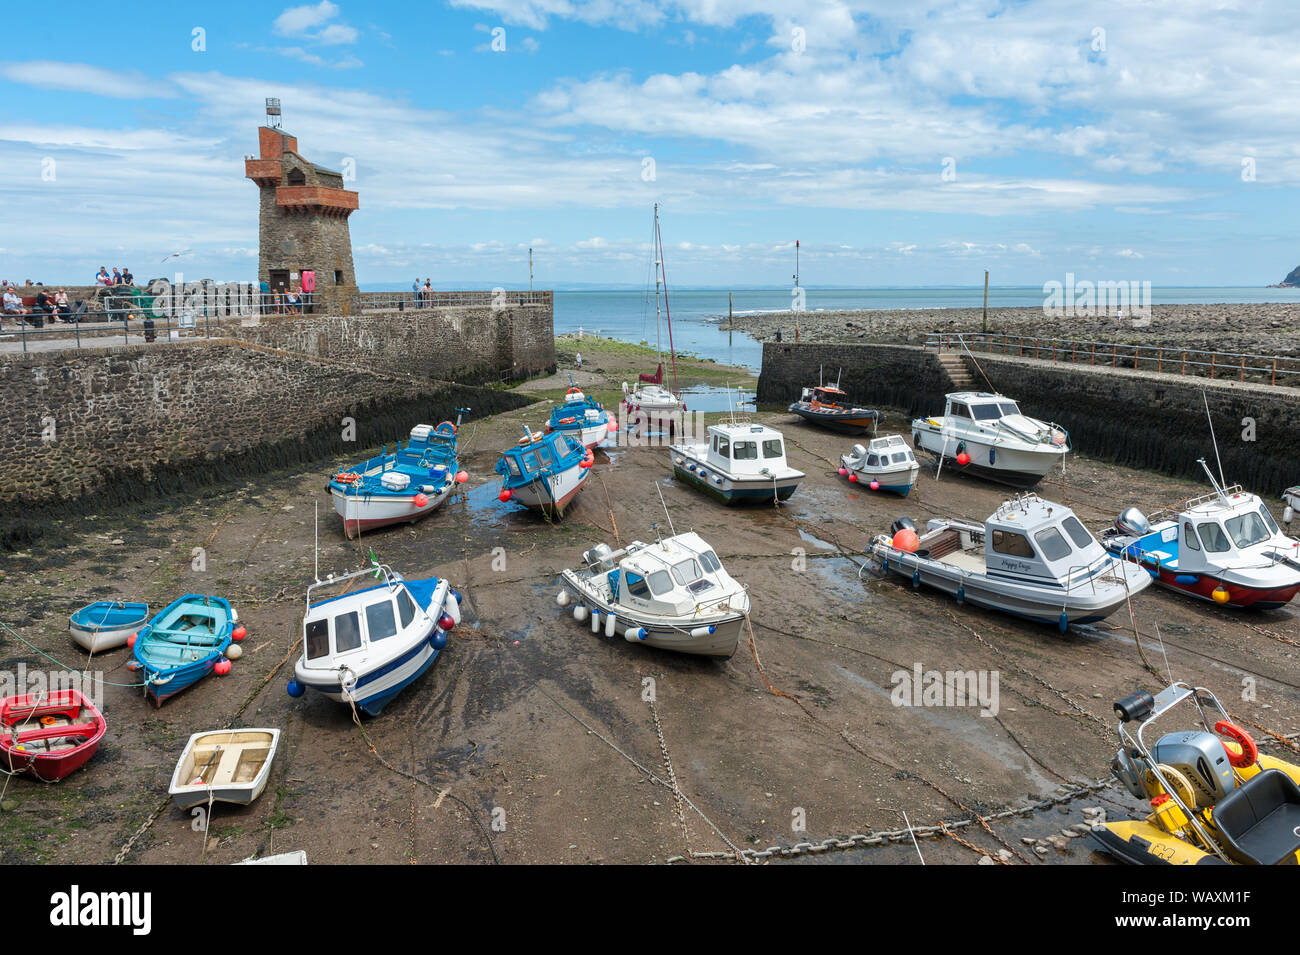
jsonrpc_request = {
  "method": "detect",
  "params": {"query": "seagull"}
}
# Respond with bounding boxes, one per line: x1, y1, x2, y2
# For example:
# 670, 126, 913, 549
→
160, 250, 192, 263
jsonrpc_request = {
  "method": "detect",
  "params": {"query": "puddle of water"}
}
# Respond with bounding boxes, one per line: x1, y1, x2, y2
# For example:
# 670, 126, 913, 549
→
679, 385, 756, 414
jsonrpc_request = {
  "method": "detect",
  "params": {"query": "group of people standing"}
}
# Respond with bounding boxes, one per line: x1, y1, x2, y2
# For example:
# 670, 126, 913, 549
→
95, 266, 134, 286
412, 278, 437, 307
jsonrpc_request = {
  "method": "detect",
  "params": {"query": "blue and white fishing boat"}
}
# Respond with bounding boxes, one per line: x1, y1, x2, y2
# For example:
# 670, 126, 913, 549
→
328, 415, 469, 540
670, 421, 804, 505
546, 384, 613, 449
131, 595, 238, 706
287, 561, 462, 717
495, 426, 592, 517
69, 600, 149, 653
838, 435, 920, 496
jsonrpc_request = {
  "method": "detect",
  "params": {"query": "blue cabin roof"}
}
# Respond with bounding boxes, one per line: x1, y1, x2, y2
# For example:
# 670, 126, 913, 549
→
496, 430, 587, 489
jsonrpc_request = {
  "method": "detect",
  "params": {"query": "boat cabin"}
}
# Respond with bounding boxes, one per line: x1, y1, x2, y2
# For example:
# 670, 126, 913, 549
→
585, 533, 736, 617
980, 496, 1106, 580
943, 392, 1024, 425
302, 575, 428, 671
1153, 489, 1294, 574
701, 422, 791, 476
861, 435, 916, 470
801, 385, 851, 407
497, 430, 585, 485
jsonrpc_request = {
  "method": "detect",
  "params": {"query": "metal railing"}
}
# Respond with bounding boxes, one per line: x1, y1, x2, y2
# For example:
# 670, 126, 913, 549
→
0, 310, 229, 353
361, 289, 553, 311
925, 331, 1300, 387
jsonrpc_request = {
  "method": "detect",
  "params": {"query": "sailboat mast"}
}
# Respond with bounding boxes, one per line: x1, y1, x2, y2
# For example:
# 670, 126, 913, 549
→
653, 203, 662, 364
655, 206, 679, 396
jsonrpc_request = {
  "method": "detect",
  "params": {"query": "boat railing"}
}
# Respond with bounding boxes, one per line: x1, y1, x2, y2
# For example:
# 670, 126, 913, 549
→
306, 563, 399, 609
923, 332, 1300, 387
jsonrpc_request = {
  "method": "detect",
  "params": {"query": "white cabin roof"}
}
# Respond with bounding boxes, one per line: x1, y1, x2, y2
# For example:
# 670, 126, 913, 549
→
987, 495, 1077, 535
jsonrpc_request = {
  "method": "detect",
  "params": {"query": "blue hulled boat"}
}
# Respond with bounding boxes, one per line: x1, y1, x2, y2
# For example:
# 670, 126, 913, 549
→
131, 595, 237, 706
328, 415, 469, 539
545, 385, 613, 449
496, 427, 592, 517
69, 600, 150, 653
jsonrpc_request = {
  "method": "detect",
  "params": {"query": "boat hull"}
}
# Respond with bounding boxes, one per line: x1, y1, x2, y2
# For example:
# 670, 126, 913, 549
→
331, 483, 452, 540
1103, 549, 1300, 610
673, 463, 799, 505
546, 421, 610, 449
68, 601, 149, 653
168, 728, 280, 809
563, 587, 743, 657
912, 423, 1064, 487
507, 466, 590, 516
295, 626, 443, 716
789, 404, 878, 434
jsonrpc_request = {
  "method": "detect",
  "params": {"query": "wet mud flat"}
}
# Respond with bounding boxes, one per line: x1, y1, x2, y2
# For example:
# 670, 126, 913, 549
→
2, 392, 1299, 865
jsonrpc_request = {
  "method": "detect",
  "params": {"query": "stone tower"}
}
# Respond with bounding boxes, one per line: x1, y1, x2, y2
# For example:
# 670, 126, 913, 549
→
245, 105, 359, 313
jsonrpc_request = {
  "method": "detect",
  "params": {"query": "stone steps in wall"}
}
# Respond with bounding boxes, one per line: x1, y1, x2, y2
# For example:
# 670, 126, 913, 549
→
936, 353, 975, 389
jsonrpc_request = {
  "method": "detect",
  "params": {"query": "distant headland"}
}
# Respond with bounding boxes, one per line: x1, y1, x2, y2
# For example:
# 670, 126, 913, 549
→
1270, 265, 1300, 288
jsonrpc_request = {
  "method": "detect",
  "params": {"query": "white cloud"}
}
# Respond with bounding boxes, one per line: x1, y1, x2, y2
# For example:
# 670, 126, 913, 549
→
0, 61, 177, 99
274, 1, 341, 36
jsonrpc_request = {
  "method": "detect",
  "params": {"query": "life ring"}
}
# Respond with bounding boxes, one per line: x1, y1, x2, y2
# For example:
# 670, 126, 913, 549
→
336, 471, 360, 484
437, 421, 457, 435
559, 416, 576, 425
1215, 720, 1258, 768
40, 716, 58, 726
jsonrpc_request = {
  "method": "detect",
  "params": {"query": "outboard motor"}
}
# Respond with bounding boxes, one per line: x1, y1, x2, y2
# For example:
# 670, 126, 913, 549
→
1112, 748, 1151, 801
1151, 731, 1236, 808
889, 516, 917, 537
1115, 506, 1151, 537
583, 543, 616, 573
848, 443, 867, 465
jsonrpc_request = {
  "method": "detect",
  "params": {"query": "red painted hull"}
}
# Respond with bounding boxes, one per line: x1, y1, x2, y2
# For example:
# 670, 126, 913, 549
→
0, 690, 106, 781
339, 510, 431, 540
1150, 566, 1300, 609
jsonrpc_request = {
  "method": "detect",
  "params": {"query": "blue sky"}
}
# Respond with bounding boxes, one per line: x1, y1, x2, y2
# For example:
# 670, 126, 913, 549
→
0, 0, 1296, 288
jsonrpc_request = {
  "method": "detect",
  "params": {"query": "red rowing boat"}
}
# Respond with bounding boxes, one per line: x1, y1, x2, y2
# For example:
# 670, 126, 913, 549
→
0, 689, 106, 781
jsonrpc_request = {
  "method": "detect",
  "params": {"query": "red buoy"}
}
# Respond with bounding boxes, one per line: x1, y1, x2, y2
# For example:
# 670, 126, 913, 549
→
232, 625, 247, 642
455, 471, 469, 483
607, 419, 618, 432
214, 659, 232, 676
869, 480, 880, 490
414, 493, 429, 508
956, 452, 971, 466
127, 631, 138, 648
848, 473, 858, 482
438, 614, 455, 631
837, 467, 848, 476
499, 488, 512, 502
892, 529, 920, 552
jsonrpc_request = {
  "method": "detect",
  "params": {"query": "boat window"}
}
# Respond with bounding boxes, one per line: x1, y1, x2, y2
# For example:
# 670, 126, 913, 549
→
700, 550, 722, 572
762, 439, 783, 459
306, 619, 330, 660
891, 452, 907, 464
734, 441, 757, 460
536, 445, 555, 468
867, 454, 880, 466
971, 404, 1004, 421
717, 435, 730, 458
552, 436, 568, 459
506, 458, 521, 478
1061, 516, 1094, 548
1258, 505, 1281, 536
334, 611, 362, 653
365, 600, 399, 642
950, 402, 971, 419
397, 589, 417, 628
671, 558, 702, 585
1034, 527, 1072, 561
1197, 522, 1231, 553
998, 402, 1021, 417
522, 452, 539, 472
647, 570, 674, 595
1225, 512, 1270, 549
625, 571, 652, 599
991, 529, 1034, 558
1183, 522, 1201, 551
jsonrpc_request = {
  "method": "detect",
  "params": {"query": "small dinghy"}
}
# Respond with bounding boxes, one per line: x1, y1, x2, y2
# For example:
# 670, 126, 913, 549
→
287, 561, 462, 716
69, 600, 149, 653
0, 689, 106, 781
1101, 460, 1300, 609
556, 532, 750, 657
869, 493, 1151, 630
329, 416, 469, 539
838, 435, 920, 496
670, 420, 804, 505
546, 384, 614, 449
495, 426, 592, 517
788, 382, 878, 434
131, 595, 239, 706
912, 392, 1069, 487
1092, 682, 1300, 865
168, 728, 280, 809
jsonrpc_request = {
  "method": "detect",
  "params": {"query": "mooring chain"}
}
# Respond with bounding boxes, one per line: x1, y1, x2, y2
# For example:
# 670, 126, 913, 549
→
647, 691, 694, 856
680, 777, 1116, 863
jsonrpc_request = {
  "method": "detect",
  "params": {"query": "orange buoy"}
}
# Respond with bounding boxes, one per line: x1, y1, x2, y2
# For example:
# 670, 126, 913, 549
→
892, 529, 920, 552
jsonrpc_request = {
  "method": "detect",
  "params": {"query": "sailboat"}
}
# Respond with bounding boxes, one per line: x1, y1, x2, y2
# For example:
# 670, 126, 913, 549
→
623, 203, 686, 426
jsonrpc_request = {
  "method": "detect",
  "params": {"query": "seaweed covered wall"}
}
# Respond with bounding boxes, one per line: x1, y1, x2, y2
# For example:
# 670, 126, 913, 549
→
0, 341, 531, 548
758, 342, 1300, 493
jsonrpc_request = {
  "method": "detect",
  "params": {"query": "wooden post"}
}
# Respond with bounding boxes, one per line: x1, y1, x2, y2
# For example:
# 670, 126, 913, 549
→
1157, 348, 1162, 374
1211, 352, 1216, 379
1112, 343, 1117, 367
982, 270, 989, 332
1240, 356, 1245, 381
728, 292, 733, 347
1273, 356, 1278, 387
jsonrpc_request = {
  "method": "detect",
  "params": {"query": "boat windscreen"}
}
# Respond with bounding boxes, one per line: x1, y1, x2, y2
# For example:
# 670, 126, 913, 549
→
998, 401, 1020, 416
366, 599, 399, 642
1197, 521, 1231, 553
1258, 505, 1281, 536
335, 611, 362, 652
700, 550, 722, 572
971, 404, 1004, 421
552, 435, 568, 459
734, 442, 757, 460
306, 619, 330, 660
647, 570, 674, 595
1034, 527, 1072, 561
763, 439, 783, 459
671, 558, 702, 584
1226, 512, 1270, 549
1061, 515, 1094, 548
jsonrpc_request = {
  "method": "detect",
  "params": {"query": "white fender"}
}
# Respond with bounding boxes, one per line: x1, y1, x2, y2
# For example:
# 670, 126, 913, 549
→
624, 625, 647, 642
690, 625, 717, 639
604, 611, 617, 638
556, 589, 571, 607
590, 609, 601, 633
573, 605, 587, 623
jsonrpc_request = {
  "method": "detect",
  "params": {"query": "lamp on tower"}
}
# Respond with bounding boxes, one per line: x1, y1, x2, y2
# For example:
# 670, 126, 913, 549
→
265, 97, 282, 129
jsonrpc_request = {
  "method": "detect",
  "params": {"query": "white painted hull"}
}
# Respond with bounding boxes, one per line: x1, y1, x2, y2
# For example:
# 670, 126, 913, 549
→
508, 465, 590, 515
912, 422, 1065, 486
168, 728, 280, 809
330, 482, 452, 538
69, 623, 136, 654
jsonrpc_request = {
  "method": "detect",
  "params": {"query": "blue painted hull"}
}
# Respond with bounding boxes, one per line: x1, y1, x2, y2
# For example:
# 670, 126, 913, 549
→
133, 594, 234, 707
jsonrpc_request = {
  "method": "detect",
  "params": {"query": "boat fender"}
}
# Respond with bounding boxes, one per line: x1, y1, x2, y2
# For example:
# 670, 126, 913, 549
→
624, 626, 647, 642
286, 679, 305, 698
869, 480, 879, 490
956, 451, 971, 467
226, 644, 243, 660
556, 589, 571, 607
605, 612, 617, 639
430, 628, 448, 650
687, 463, 696, 471
591, 609, 601, 633
838, 467, 847, 476
848, 473, 858, 483
989, 448, 996, 465
451, 588, 463, 606
232, 625, 247, 641
1214, 721, 1258, 768
573, 605, 587, 623
1174, 574, 1198, 585
1058, 611, 1069, 633
214, 659, 232, 676
438, 613, 455, 631
1285, 505, 1295, 524
690, 625, 717, 638
127, 631, 138, 648
956, 585, 964, 604
1211, 585, 1231, 604
420, 484, 436, 494
715, 476, 723, 485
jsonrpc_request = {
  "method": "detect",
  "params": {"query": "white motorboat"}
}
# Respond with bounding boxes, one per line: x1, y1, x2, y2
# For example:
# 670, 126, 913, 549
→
1102, 461, 1300, 609
168, 728, 280, 809
869, 493, 1151, 631
671, 421, 804, 505
557, 532, 750, 657
623, 203, 686, 425
838, 435, 920, 496
286, 562, 462, 716
912, 392, 1069, 487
